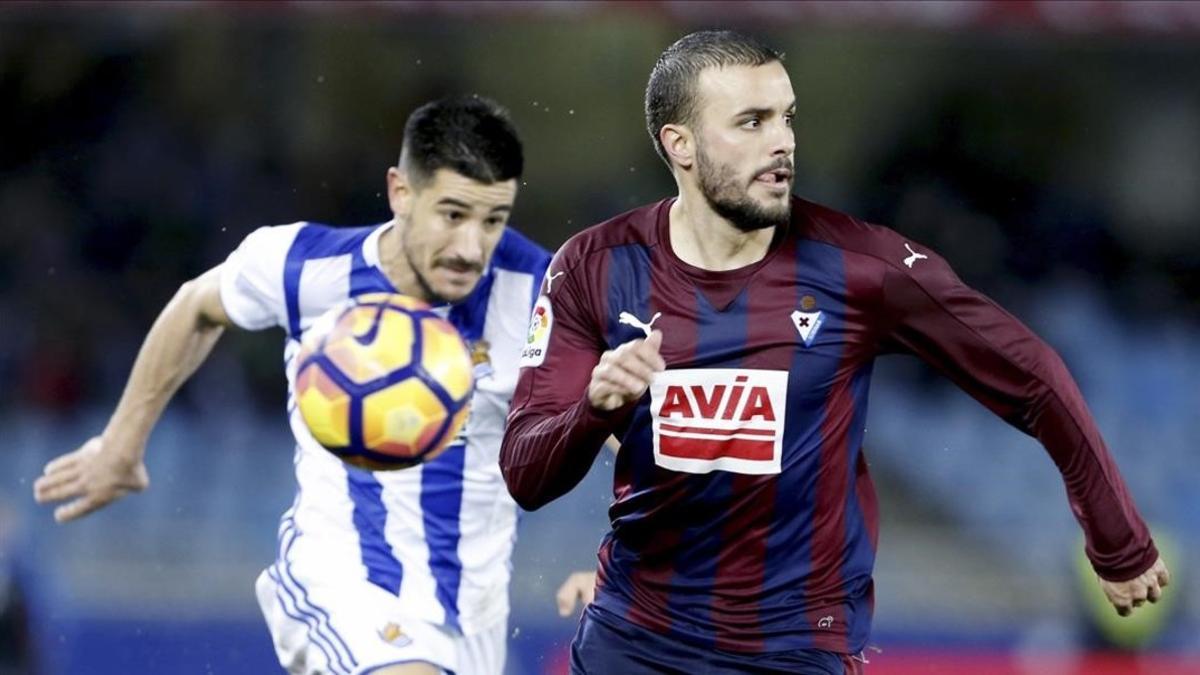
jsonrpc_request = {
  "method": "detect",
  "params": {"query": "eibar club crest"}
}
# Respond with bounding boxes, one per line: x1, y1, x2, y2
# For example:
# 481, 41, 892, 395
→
790, 309, 824, 347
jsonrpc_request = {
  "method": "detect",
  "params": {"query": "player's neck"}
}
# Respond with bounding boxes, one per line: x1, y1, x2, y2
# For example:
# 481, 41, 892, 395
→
668, 194, 775, 272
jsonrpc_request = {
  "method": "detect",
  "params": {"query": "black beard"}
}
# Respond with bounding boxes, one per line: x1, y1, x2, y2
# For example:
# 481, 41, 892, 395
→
697, 148, 791, 233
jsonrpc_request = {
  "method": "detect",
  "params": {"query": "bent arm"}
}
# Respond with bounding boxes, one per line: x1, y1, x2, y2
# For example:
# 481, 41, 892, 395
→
104, 265, 232, 455
499, 261, 632, 510
502, 393, 619, 511
34, 266, 234, 521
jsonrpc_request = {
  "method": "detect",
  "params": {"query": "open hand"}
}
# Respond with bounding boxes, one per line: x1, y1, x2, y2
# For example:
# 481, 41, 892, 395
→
33, 436, 149, 522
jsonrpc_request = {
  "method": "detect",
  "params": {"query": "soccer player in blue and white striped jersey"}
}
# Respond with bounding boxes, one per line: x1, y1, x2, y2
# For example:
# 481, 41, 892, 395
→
36, 96, 551, 675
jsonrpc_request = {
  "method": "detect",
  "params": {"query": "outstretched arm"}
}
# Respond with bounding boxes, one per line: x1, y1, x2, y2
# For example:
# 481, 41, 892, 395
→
879, 245, 1167, 616
34, 266, 232, 522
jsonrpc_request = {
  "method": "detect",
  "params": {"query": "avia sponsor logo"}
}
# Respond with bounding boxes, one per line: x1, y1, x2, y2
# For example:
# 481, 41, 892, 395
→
519, 295, 553, 367
649, 368, 787, 475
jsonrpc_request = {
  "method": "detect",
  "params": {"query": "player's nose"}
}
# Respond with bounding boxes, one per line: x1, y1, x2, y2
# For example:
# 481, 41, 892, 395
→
445, 221, 487, 262
770, 119, 795, 158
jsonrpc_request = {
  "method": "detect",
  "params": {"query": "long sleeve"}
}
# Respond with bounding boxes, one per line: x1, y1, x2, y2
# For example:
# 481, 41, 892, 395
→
879, 249, 1157, 581
500, 258, 624, 511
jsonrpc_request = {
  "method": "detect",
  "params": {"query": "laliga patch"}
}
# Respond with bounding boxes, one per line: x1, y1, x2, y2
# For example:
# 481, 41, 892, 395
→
520, 295, 553, 367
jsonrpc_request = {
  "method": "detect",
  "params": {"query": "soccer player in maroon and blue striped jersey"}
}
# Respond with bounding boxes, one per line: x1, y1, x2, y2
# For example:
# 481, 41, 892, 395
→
500, 31, 1170, 674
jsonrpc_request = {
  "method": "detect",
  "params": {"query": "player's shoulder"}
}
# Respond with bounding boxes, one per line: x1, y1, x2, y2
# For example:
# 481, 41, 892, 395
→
238, 221, 378, 260
793, 196, 936, 273
289, 221, 379, 258
553, 199, 669, 274
491, 226, 551, 276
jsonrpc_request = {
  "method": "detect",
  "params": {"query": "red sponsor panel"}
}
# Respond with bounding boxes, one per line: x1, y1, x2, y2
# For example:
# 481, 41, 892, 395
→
659, 433, 776, 461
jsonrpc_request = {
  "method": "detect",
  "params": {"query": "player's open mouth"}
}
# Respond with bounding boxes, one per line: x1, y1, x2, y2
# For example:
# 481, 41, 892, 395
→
754, 168, 791, 188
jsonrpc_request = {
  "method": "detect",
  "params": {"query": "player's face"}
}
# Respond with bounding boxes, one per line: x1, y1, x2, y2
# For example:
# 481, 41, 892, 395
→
391, 168, 516, 304
692, 62, 795, 231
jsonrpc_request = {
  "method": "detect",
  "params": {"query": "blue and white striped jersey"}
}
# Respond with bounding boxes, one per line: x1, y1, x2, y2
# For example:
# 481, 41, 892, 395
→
218, 221, 550, 635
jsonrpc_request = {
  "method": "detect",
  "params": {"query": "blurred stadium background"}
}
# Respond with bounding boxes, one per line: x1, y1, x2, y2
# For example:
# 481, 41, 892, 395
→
1, 2, 1198, 673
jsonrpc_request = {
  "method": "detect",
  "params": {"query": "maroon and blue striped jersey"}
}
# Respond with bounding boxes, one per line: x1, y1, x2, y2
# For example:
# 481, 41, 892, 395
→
500, 196, 1157, 655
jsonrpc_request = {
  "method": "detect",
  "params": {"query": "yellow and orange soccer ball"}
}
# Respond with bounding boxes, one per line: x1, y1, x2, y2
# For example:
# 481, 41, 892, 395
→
294, 293, 473, 471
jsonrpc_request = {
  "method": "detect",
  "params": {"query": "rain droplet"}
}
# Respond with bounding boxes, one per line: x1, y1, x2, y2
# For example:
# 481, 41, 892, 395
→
316, 75, 325, 84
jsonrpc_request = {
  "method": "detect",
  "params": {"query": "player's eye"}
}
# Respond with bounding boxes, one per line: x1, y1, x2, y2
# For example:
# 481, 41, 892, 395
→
784, 113, 795, 127
484, 217, 505, 230
443, 210, 467, 224
740, 117, 761, 130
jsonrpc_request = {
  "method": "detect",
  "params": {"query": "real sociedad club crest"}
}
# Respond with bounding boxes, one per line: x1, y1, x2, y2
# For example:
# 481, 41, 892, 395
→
791, 294, 823, 347
469, 339, 493, 381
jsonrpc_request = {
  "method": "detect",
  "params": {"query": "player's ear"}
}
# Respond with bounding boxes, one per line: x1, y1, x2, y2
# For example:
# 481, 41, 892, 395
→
387, 166, 414, 216
661, 124, 694, 171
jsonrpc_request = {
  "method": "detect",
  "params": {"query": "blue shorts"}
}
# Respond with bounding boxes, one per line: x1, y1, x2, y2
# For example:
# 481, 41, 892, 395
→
570, 605, 863, 675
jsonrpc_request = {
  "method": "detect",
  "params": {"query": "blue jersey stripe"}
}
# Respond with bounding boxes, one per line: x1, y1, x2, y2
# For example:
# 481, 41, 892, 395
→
762, 238, 848, 651
841, 363, 876, 648
604, 243, 657, 532
603, 244, 653, 348
282, 223, 380, 337
660, 287, 747, 649
493, 227, 552, 276
419, 442, 467, 631
347, 470, 404, 594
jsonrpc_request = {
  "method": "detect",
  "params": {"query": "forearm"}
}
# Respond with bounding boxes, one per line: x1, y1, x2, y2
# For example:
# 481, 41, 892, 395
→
500, 396, 620, 511
1022, 354, 1157, 580
104, 272, 229, 454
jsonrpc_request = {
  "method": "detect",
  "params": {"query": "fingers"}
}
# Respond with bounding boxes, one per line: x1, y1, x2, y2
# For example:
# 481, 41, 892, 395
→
556, 584, 575, 617
54, 494, 106, 523
642, 330, 666, 370
1155, 558, 1171, 589
579, 577, 597, 606
555, 572, 596, 617
1101, 558, 1172, 617
42, 450, 81, 475
588, 333, 667, 410
33, 467, 81, 504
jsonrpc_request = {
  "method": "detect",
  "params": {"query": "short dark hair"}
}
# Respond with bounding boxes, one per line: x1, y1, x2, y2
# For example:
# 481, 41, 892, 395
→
644, 30, 783, 165
400, 95, 524, 186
